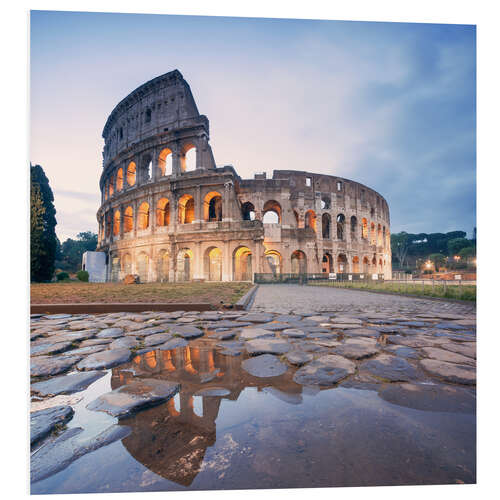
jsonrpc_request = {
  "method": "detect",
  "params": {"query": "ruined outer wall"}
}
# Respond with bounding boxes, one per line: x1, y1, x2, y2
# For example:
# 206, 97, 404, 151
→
96, 70, 391, 282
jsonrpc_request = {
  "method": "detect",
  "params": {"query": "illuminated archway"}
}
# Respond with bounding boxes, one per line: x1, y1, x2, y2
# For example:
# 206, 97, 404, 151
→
352, 256, 360, 273
262, 200, 281, 224
113, 210, 120, 236
122, 253, 132, 275
322, 213, 331, 239
242, 202, 256, 221
138, 202, 150, 230
204, 246, 222, 281
362, 218, 368, 239
337, 254, 348, 273
126, 161, 136, 186
124, 206, 133, 233
156, 198, 170, 226
291, 250, 307, 274
116, 168, 123, 191
305, 210, 316, 231
108, 175, 114, 198
176, 248, 193, 282
181, 144, 196, 172
363, 256, 370, 273
322, 252, 333, 273
264, 250, 281, 275
233, 246, 252, 281
178, 194, 195, 224
370, 222, 376, 245
156, 249, 169, 282
204, 191, 222, 222
137, 252, 149, 282
158, 148, 173, 176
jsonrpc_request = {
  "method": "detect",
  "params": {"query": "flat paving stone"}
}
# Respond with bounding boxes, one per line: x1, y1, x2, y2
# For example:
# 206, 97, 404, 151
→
158, 338, 188, 351
239, 328, 275, 341
31, 371, 106, 396
79, 338, 113, 347
143, 333, 173, 346
382, 345, 420, 359
245, 338, 291, 356
242, 354, 288, 377
31, 355, 83, 378
360, 354, 419, 382
87, 378, 180, 418
420, 347, 475, 366
285, 350, 314, 366
280, 328, 307, 338
169, 325, 204, 339
76, 349, 131, 371
31, 405, 74, 444
377, 383, 476, 413
343, 328, 380, 338
210, 330, 237, 340
128, 326, 167, 337
63, 345, 108, 356
109, 337, 139, 350
333, 341, 380, 360
238, 313, 275, 323
30, 424, 131, 483
31, 341, 74, 357
293, 355, 356, 386
387, 335, 448, 348
50, 330, 99, 342
420, 359, 476, 385
440, 342, 476, 359
96, 328, 124, 339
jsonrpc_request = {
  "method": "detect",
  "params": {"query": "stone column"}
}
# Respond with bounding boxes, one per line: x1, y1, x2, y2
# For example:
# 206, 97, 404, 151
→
172, 143, 181, 176
222, 241, 231, 281
193, 241, 203, 280
194, 185, 202, 223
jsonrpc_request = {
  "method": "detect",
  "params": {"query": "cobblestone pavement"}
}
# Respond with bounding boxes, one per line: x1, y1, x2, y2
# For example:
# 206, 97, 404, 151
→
251, 284, 476, 316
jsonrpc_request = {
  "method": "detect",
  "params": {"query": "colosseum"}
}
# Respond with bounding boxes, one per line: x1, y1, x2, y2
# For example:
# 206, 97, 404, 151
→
95, 69, 391, 283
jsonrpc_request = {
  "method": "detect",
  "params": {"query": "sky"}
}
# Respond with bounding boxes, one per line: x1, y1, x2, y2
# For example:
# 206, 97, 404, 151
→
30, 11, 476, 242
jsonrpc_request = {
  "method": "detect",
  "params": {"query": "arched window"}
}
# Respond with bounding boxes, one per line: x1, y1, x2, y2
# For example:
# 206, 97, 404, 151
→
158, 148, 172, 176
350, 216, 357, 238
321, 196, 331, 210
322, 213, 331, 239
105, 212, 111, 237
291, 250, 307, 274
122, 254, 132, 275
322, 253, 333, 273
265, 250, 282, 276
377, 224, 382, 246
383, 226, 386, 248
362, 218, 368, 239
156, 198, 170, 226
181, 144, 196, 172
156, 250, 169, 282
352, 256, 360, 273
204, 192, 222, 222
363, 256, 369, 273
262, 200, 281, 224
305, 210, 316, 231
177, 248, 193, 281
204, 247, 222, 281
337, 214, 345, 240
233, 246, 253, 281
337, 254, 348, 273
137, 252, 149, 282
293, 210, 300, 227
108, 175, 114, 198
370, 222, 376, 245
127, 161, 136, 186
113, 210, 120, 236
242, 202, 256, 221
145, 108, 152, 123
116, 168, 124, 191
138, 202, 150, 230
178, 194, 195, 224
124, 206, 133, 233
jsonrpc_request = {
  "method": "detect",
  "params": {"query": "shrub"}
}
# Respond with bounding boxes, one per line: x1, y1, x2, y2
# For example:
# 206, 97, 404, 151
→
56, 271, 69, 281
77, 270, 89, 282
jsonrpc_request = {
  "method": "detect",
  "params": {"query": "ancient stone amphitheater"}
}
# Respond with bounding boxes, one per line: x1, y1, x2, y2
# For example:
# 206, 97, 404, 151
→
96, 70, 391, 282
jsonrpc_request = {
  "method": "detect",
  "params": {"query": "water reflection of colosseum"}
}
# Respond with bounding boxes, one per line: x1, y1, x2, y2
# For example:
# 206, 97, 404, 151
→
97, 70, 391, 282
111, 345, 303, 486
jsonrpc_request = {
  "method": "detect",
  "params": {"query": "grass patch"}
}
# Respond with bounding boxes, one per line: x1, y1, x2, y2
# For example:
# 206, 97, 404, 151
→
31, 281, 252, 305
309, 281, 476, 302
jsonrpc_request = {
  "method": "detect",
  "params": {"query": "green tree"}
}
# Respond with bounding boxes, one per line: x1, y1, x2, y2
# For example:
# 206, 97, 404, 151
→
30, 164, 57, 281
447, 238, 471, 256
58, 231, 98, 272
429, 253, 446, 270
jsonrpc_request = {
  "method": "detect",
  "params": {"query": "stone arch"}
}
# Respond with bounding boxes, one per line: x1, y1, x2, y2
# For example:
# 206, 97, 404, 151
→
108, 175, 114, 198
124, 206, 133, 233
363, 256, 370, 273
204, 191, 222, 222
122, 253, 132, 275
352, 256, 360, 273
156, 198, 170, 226
362, 218, 368, 239
291, 250, 307, 274
176, 248, 193, 282
156, 249, 169, 282
379, 258, 383, 272
370, 222, 376, 245
126, 161, 136, 186
204, 246, 222, 281
336, 214, 345, 240
180, 143, 196, 172
337, 253, 348, 273
241, 202, 256, 221
158, 148, 173, 176
377, 224, 382, 246
105, 212, 111, 237
178, 194, 195, 224
138, 202, 150, 230
233, 246, 253, 281
137, 252, 150, 282
116, 168, 124, 191
264, 250, 282, 275
321, 195, 331, 210
293, 210, 300, 227
322, 252, 333, 273
110, 254, 120, 282
113, 209, 120, 236
322, 213, 331, 239
262, 200, 281, 224
305, 210, 316, 231
350, 216, 357, 237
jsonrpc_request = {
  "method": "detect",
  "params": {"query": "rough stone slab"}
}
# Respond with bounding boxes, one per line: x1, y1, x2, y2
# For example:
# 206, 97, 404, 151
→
238, 313, 275, 323
49, 329, 99, 342
258, 322, 291, 331
420, 359, 476, 385
143, 333, 173, 346
440, 342, 476, 359
420, 347, 475, 366
109, 337, 139, 350
170, 325, 204, 339
194, 387, 231, 397
31, 355, 83, 378
312, 339, 342, 348
79, 338, 112, 347
343, 328, 380, 338
307, 315, 331, 323
31, 371, 106, 396
43, 314, 73, 320
96, 328, 124, 339
387, 335, 448, 348
360, 355, 418, 382
239, 328, 275, 340
30, 405, 74, 444
128, 326, 166, 337
245, 338, 291, 355
242, 354, 288, 377
63, 344, 108, 356
31, 341, 74, 357
76, 349, 131, 371
30, 424, 131, 483
382, 345, 419, 359
210, 330, 237, 340
333, 342, 380, 360
378, 383, 476, 413
285, 350, 313, 366
293, 355, 356, 386
87, 378, 180, 418
280, 328, 307, 338
158, 338, 188, 351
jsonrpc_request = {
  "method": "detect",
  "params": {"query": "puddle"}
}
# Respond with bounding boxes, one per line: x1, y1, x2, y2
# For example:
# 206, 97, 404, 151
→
31, 342, 476, 493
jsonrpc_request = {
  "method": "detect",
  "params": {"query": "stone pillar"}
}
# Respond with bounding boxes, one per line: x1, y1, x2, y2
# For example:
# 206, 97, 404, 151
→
196, 137, 203, 170
222, 241, 231, 281
193, 241, 203, 280
119, 205, 124, 239
223, 181, 232, 222
194, 185, 202, 223
172, 143, 181, 176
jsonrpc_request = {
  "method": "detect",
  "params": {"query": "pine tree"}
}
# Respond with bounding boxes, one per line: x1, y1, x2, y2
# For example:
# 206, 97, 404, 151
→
30, 164, 57, 281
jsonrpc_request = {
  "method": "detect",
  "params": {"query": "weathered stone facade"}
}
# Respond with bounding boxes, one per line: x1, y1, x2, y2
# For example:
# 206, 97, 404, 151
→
96, 70, 391, 282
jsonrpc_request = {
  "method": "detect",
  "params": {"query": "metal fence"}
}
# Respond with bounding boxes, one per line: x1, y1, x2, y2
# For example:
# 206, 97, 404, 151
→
253, 273, 384, 284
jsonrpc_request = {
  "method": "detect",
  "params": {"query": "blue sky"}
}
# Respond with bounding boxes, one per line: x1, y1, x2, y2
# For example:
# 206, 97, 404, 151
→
30, 11, 476, 241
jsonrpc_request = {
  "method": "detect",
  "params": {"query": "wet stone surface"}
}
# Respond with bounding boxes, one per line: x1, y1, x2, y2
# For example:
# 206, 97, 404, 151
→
30, 303, 476, 493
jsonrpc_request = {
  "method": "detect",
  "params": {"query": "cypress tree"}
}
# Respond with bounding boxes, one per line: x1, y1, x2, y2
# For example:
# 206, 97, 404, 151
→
30, 164, 57, 281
